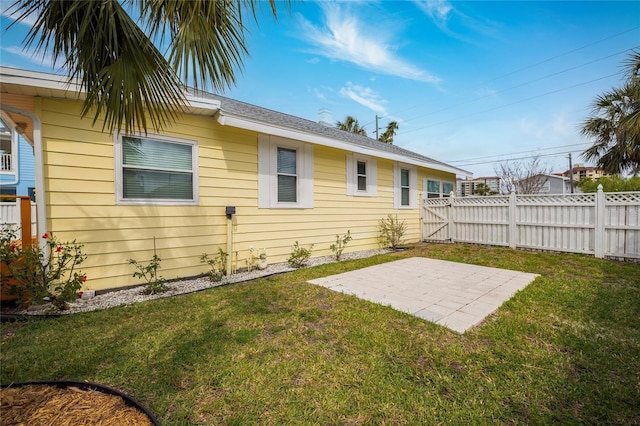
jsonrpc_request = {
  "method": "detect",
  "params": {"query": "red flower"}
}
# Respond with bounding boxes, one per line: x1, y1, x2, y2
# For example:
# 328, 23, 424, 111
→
10, 244, 16, 251
56, 246, 63, 252
81, 274, 87, 283
42, 233, 49, 239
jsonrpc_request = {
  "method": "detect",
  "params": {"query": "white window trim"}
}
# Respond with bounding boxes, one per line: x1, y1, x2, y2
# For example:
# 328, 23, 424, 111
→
258, 134, 313, 209
394, 162, 417, 209
114, 132, 199, 205
346, 153, 377, 197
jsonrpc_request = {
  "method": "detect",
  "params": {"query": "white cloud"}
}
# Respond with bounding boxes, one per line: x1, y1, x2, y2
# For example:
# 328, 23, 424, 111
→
339, 82, 388, 114
1, 4, 37, 26
297, 4, 440, 84
416, 0, 453, 29
1, 46, 61, 69
475, 86, 498, 97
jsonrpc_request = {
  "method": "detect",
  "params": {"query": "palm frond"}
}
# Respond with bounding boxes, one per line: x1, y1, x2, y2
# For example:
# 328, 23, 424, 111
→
14, 0, 186, 134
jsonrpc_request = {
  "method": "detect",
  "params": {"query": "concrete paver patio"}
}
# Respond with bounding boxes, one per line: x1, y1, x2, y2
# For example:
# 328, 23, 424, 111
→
308, 257, 539, 333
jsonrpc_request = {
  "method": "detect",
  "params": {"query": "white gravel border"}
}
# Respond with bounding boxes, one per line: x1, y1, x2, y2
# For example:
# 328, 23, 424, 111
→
27, 249, 390, 315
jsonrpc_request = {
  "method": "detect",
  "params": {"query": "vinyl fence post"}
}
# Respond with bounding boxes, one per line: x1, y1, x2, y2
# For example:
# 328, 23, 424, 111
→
509, 190, 517, 249
419, 192, 424, 242
448, 191, 456, 243
594, 184, 605, 258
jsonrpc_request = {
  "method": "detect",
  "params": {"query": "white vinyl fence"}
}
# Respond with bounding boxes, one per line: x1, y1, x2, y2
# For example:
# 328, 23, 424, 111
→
0, 200, 37, 239
422, 187, 640, 260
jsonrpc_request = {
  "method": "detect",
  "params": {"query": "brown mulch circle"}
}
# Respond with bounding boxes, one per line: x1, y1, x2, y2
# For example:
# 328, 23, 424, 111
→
0, 384, 155, 426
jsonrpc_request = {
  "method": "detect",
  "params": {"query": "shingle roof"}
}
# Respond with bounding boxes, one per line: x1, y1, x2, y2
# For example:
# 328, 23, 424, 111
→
194, 90, 470, 175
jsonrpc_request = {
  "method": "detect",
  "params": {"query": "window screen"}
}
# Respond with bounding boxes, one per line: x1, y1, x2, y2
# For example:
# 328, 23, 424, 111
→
277, 147, 297, 202
401, 169, 410, 206
357, 161, 367, 191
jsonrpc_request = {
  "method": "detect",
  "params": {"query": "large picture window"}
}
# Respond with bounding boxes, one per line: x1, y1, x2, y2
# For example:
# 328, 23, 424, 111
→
116, 134, 197, 204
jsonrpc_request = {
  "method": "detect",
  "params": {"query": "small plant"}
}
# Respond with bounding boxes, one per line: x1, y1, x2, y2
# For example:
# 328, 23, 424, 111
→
1, 225, 87, 309
330, 230, 352, 261
378, 214, 407, 250
128, 254, 168, 295
200, 248, 228, 281
288, 241, 313, 268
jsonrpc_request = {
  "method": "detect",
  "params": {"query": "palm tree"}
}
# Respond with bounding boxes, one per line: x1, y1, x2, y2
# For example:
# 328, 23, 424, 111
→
582, 51, 640, 175
336, 116, 367, 136
8, 0, 284, 134
378, 121, 398, 144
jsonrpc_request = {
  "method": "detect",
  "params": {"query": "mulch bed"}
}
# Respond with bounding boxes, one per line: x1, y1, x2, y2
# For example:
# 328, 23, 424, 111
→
0, 384, 155, 425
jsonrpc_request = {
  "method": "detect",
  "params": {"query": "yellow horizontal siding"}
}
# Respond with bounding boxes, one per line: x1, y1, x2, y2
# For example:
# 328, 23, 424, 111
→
37, 98, 449, 291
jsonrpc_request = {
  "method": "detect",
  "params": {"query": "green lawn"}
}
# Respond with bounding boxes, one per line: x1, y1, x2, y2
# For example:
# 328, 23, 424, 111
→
2, 244, 639, 425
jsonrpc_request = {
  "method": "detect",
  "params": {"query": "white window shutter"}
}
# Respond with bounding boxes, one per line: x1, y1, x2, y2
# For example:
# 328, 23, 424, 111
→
369, 158, 378, 197
257, 135, 270, 208
300, 144, 314, 208
346, 154, 355, 196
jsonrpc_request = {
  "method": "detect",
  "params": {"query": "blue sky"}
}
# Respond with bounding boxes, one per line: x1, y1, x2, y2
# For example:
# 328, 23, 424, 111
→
1, 1, 638, 177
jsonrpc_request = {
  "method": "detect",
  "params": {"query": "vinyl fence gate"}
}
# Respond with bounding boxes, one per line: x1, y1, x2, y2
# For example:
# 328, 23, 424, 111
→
421, 187, 640, 260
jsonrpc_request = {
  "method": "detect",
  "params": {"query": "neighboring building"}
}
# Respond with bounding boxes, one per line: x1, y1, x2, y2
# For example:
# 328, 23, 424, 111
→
0, 115, 36, 198
517, 174, 571, 194
456, 176, 500, 196
0, 67, 471, 291
563, 163, 609, 182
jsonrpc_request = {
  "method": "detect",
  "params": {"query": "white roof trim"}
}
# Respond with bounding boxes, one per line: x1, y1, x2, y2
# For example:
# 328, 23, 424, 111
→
0, 66, 220, 113
217, 112, 472, 177
1, 67, 469, 176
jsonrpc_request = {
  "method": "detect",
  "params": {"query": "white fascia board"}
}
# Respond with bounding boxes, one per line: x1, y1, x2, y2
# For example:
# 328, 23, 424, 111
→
184, 94, 221, 113
0, 67, 219, 114
0, 66, 83, 98
217, 112, 472, 177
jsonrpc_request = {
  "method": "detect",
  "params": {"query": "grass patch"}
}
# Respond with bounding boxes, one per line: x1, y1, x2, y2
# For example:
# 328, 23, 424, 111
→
2, 244, 639, 424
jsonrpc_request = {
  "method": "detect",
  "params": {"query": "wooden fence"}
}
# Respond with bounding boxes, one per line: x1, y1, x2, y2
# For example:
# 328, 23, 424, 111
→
421, 186, 640, 260
0, 199, 37, 241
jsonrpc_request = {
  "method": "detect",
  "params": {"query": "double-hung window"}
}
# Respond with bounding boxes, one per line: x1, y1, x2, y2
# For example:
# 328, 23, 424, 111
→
394, 162, 417, 209
346, 153, 377, 197
357, 161, 367, 191
258, 135, 314, 209
115, 134, 198, 204
277, 147, 297, 202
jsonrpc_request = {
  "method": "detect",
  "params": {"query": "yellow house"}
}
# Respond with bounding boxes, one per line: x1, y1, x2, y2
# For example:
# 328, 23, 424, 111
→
0, 67, 471, 292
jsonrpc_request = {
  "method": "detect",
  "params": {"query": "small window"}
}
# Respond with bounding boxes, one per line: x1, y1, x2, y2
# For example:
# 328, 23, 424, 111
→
258, 135, 314, 209
394, 163, 417, 209
116, 134, 198, 204
357, 161, 367, 191
401, 169, 410, 206
277, 147, 297, 202
346, 154, 377, 197
427, 179, 441, 199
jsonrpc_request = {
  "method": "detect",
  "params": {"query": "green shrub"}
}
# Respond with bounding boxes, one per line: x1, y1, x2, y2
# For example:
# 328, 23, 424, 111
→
288, 241, 313, 268
128, 254, 168, 295
378, 214, 407, 250
1, 224, 87, 309
330, 230, 352, 261
200, 248, 229, 281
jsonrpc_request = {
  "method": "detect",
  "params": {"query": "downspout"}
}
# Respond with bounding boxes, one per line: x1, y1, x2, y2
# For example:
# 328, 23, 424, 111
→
0, 104, 46, 253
